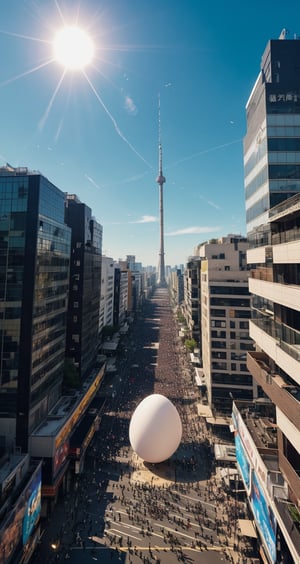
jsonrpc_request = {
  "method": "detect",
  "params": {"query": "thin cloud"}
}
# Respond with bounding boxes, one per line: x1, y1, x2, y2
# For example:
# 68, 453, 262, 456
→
130, 215, 158, 224
84, 174, 104, 191
124, 95, 138, 116
166, 226, 220, 236
199, 195, 221, 210
207, 200, 221, 210
168, 138, 242, 169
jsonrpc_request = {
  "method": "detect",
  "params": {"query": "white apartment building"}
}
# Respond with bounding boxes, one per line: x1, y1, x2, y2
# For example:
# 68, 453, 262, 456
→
197, 235, 255, 414
99, 256, 115, 336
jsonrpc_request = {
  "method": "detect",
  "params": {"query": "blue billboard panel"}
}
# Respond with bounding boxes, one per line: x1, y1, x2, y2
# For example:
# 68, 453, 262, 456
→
0, 462, 42, 563
235, 433, 250, 492
22, 465, 42, 545
250, 469, 277, 563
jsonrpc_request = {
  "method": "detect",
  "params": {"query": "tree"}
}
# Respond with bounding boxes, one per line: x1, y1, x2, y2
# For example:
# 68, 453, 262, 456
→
184, 338, 197, 352
63, 358, 80, 388
102, 325, 118, 338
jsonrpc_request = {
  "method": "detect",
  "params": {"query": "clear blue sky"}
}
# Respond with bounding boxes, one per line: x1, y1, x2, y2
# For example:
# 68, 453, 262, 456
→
0, 1, 298, 266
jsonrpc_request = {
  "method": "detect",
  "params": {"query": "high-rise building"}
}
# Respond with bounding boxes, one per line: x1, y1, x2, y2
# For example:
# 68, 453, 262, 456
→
0, 166, 71, 452
113, 264, 128, 328
244, 34, 300, 246
126, 255, 136, 271
99, 256, 115, 336
241, 34, 300, 563
198, 235, 254, 414
65, 195, 102, 380
183, 257, 202, 351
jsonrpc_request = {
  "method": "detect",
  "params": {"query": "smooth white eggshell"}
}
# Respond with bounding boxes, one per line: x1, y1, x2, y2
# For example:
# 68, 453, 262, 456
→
129, 394, 182, 463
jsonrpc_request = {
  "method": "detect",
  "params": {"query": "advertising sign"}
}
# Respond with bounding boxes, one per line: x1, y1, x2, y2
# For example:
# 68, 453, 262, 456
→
232, 402, 267, 486
22, 465, 42, 545
53, 440, 69, 477
250, 469, 277, 563
0, 462, 42, 564
235, 433, 250, 493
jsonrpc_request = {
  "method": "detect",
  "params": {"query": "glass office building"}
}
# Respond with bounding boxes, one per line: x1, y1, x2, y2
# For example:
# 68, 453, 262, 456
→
244, 36, 300, 248
0, 166, 71, 452
65, 195, 102, 380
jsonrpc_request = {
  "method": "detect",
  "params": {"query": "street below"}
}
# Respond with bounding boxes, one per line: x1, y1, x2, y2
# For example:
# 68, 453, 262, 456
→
36, 288, 254, 563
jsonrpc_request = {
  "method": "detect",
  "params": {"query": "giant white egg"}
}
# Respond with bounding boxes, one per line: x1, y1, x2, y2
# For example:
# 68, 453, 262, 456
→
129, 394, 182, 463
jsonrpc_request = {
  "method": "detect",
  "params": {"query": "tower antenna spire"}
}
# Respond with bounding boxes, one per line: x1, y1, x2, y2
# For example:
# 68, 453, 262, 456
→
156, 93, 166, 287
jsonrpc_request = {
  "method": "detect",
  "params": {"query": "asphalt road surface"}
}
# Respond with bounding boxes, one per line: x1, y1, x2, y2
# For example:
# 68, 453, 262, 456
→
36, 288, 253, 564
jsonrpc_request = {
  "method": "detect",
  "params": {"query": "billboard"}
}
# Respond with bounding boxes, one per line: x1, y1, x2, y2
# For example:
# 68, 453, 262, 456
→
250, 469, 277, 563
232, 402, 267, 486
22, 465, 42, 545
0, 462, 42, 563
235, 433, 250, 493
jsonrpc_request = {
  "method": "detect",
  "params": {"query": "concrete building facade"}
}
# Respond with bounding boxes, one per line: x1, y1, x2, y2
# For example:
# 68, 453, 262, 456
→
198, 235, 255, 414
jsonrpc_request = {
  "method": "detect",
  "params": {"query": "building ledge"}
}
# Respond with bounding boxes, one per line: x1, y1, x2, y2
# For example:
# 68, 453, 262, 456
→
275, 499, 300, 557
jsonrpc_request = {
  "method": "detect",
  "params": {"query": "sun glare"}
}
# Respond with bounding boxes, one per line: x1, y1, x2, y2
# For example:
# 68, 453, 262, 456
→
53, 26, 94, 70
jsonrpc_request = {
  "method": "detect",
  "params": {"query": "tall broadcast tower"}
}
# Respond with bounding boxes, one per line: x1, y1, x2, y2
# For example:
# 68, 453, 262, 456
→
156, 96, 166, 286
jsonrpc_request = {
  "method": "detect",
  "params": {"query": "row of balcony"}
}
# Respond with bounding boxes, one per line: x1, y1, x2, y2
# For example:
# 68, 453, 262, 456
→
247, 350, 300, 429
251, 316, 300, 362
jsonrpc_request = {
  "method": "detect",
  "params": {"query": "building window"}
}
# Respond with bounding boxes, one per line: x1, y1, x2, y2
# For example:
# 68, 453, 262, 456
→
210, 309, 226, 317
73, 301, 79, 308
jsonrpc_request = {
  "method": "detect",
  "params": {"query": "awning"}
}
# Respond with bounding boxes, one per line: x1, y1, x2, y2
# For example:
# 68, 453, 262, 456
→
238, 519, 257, 538
194, 368, 205, 387
206, 416, 230, 426
220, 467, 239, 479
214, 443, 236, 462
101, 341, 118, 352
197, 403, 213, 417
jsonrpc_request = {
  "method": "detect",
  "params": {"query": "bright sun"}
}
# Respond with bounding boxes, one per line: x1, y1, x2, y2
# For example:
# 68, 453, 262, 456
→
53, 26, 95, 70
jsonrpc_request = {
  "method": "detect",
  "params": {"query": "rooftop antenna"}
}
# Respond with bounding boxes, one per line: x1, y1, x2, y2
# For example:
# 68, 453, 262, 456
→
279, 28, 289, 39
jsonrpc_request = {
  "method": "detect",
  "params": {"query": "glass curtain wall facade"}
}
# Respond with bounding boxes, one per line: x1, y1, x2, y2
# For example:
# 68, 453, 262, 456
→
0, 168, 71, 452
65, 196, 102, 380
244, 38, 300, 248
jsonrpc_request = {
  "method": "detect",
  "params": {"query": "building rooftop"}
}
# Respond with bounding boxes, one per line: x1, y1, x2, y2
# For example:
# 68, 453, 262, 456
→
234, 400, 283, 483
0, 164, 39, 176
31, 363, 104, 438
0, 453, 28, 484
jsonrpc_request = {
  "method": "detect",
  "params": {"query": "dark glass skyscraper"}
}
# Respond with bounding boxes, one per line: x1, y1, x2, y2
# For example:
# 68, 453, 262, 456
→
0, 166, 71, 452
65, 195, 102, 380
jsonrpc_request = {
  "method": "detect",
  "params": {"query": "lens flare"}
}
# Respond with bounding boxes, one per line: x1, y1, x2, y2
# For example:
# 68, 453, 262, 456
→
53, 26, 94, 70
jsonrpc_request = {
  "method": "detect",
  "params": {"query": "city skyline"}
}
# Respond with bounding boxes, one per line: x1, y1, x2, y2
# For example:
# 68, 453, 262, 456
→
0, 0, 299, 265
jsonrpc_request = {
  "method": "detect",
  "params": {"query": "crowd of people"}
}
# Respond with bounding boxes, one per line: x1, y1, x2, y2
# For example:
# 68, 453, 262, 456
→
40, 288, 255, 563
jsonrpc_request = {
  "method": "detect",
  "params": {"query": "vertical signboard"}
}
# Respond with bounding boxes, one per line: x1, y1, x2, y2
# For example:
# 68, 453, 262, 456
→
234, 433, 250, 493
22, 465, 42, 545
250, 469, 277, 563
